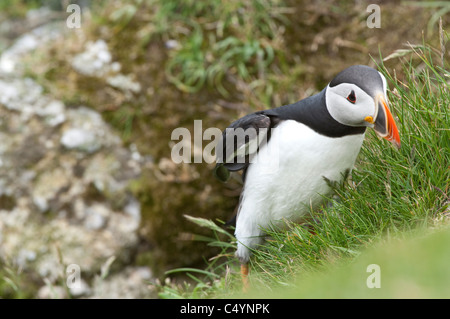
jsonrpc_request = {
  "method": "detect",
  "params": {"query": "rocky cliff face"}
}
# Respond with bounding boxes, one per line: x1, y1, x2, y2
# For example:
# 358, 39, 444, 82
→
0, 9, 153, 298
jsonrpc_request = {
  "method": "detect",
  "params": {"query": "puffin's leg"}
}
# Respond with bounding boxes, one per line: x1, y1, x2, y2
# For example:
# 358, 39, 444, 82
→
235, 217, 262, 292
240, 263, 249, 292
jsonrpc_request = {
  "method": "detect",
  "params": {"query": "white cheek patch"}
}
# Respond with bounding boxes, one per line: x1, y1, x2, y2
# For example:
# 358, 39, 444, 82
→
325, 84, 375, 127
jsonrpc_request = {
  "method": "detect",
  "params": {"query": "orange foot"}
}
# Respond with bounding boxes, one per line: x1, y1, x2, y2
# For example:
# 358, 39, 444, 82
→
241, 263, 249, 293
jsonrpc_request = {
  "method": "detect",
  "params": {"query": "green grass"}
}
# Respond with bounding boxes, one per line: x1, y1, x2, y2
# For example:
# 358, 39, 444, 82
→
246, 226, 450, 298
159, 0, 287, 96
158, 44, 449, 299
0, 259, 34, 299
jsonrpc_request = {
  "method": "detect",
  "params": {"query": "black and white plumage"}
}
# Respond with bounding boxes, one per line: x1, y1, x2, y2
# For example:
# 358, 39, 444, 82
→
214, 65, 400, 269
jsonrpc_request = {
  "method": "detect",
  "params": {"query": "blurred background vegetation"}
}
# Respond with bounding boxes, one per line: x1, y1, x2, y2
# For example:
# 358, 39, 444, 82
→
0, 0, 448, 297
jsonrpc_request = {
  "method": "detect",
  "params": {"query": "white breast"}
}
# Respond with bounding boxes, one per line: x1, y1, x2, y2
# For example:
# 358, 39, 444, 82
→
235, 120, 364, 262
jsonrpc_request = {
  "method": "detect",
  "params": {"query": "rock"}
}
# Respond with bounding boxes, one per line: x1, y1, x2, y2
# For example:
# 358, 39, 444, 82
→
0, 18, 65, 74
37, 284, 68, 299
84, 203, 109, 230
31, 167, 71, 213
61, 128, 99, 153
106, 74, 141, 94
35, 100, 66, 127
68, 279, 92, 297
71, 40, 120, 77
0, 90, 146, 279
165, 39, 180, 50
90, 266, 154, 298
0, 9, 154, 299
60, 106, 121, 153
124, 196, 141, 230
71, 39, 141, 97
0, 77, 44, 118
0, 36, 150, 299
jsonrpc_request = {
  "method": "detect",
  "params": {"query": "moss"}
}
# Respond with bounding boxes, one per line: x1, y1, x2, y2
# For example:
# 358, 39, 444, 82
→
0, 195, 16, 210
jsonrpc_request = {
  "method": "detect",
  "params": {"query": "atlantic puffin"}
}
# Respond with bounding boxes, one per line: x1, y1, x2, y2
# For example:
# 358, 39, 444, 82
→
214, 65, 401, 288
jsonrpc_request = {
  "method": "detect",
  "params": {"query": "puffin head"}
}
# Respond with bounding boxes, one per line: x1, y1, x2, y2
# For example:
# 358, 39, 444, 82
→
325, 65, 401, 149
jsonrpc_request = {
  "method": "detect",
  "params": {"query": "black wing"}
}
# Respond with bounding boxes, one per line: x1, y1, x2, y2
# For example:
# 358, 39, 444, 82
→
214, 111, 279, 182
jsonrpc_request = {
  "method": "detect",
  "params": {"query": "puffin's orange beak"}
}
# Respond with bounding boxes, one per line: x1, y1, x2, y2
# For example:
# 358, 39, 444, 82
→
372, 94, 401, 149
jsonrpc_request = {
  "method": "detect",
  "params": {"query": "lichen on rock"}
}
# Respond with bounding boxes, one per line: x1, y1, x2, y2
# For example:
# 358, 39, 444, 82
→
0, 12, 152, 297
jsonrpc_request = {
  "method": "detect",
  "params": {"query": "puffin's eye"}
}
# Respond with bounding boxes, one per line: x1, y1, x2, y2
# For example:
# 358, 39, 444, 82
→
347, 90, 356, 104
